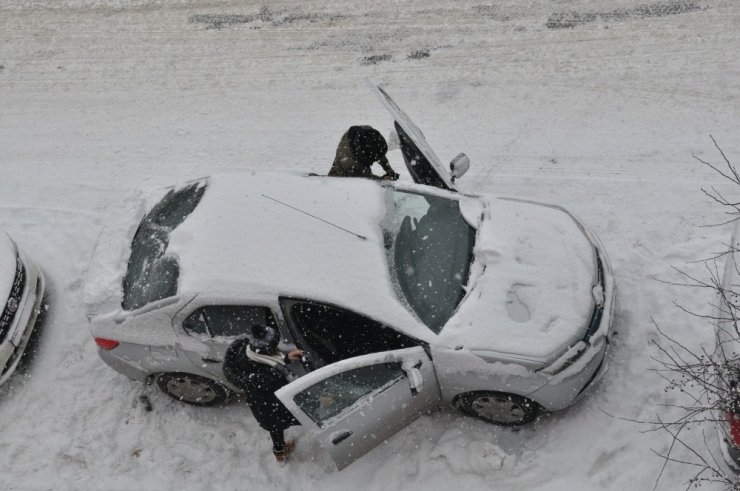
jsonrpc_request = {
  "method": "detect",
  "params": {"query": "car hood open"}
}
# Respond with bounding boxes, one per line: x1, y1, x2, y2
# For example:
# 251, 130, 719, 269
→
439, 197, 599, 365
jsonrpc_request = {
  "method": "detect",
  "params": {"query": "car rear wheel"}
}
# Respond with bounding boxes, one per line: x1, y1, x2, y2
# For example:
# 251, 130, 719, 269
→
457, 391, 540, 426
156, 372, 229, 407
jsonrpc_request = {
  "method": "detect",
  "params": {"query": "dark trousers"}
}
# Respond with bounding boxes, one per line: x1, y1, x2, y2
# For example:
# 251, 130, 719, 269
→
270, 429, 286, 453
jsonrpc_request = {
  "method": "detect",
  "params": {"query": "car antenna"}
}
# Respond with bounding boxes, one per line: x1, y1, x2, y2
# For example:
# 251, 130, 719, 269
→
262, 194, 367, 241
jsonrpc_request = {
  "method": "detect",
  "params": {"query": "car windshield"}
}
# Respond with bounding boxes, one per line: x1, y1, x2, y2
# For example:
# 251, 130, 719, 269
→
122, 181, 207, 311
384, 189, 475, 333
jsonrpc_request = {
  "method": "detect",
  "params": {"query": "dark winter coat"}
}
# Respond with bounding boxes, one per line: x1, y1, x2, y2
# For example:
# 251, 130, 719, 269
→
328, 126, 396, 179
222, 338, 299, 432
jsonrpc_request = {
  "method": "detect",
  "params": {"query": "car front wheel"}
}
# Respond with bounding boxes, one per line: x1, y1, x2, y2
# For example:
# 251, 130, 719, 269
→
156, 372, 229, 407
457, 391, 541, 426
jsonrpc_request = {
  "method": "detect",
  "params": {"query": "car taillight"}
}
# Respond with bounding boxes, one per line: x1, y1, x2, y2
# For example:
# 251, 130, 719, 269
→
726, 411, 740, 447
94, 337, 119, 350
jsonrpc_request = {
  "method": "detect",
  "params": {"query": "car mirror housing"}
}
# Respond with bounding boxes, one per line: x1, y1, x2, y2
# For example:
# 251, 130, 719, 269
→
450, 153, 471, 182
402, 359, 424, 396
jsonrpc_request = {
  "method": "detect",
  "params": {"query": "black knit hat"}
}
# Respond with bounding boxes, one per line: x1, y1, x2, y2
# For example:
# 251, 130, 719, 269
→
348, 126, 388, 167
250, 324, 280, 354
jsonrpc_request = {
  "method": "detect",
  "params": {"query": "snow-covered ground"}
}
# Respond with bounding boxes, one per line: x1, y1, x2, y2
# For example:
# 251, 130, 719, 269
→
2, 0, 740, 489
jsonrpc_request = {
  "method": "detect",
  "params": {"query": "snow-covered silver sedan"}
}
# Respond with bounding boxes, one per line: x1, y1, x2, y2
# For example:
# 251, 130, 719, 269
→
0, 230, 45, 386
86, 84, 615, 469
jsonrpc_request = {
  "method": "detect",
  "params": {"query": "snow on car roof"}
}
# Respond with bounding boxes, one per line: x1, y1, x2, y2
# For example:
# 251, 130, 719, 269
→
167, 172, 433, 342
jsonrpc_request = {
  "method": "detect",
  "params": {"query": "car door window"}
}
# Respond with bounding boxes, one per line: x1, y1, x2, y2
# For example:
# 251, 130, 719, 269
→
286, 301, 418, 365
183, 305, 277, 339
293, 363, 405, 426
183, 309, 209, 336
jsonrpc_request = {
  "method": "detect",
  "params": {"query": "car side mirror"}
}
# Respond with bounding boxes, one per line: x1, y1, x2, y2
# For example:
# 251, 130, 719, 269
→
450, 153, 470, 182
402, 360, 424, 396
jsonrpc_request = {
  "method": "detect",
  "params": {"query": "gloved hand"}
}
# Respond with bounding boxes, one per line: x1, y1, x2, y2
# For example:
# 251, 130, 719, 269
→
286, 349, 305, 361
382, 171, 400, 181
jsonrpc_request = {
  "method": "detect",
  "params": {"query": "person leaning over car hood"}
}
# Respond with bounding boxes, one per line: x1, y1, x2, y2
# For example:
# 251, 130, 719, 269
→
328, 125, 399, 180
222, 325, 305, 463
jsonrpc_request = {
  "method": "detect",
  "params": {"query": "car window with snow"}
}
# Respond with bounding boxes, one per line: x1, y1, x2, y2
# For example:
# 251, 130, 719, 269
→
183, 305, 277, 338
385, 190, 475, 333
122, 181, 207, 311
293, 362, 404, 426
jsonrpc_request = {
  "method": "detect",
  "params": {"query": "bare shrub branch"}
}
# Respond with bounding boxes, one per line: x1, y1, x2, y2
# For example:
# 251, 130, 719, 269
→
629, 139, 740, 489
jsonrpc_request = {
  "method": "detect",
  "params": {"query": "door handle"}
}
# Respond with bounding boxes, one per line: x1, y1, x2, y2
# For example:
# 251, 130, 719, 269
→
331, 431, 353, 445
201, 357, 223, 364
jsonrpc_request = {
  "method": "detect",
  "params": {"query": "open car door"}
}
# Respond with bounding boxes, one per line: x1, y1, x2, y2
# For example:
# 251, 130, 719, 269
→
369, 81, 457, 191
276, 346, 440, 470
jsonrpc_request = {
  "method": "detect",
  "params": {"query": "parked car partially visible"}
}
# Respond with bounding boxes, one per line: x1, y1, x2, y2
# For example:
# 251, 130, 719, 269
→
0, 230, 45, 386
714, 220, 740, 471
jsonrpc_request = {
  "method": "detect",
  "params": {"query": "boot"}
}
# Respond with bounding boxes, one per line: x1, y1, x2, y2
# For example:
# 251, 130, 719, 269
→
274, 440, 296, 463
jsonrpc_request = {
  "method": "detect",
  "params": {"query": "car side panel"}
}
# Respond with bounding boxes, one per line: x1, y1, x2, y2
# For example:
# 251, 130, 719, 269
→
92, 301, 207, 382
433, 335, 608, 412
431, 346, 548, 405
96, 339, 208, 381
96, 342, 151, 381
169, 293, 290, 389
527, 337, 608, 410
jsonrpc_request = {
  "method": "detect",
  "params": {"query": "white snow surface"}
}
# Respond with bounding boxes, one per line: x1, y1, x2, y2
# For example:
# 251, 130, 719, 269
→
2, 0, 740, 490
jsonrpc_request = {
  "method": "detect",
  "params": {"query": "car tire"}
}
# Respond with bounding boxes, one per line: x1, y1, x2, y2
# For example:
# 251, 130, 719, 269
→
456, 391, 541, 426
156, 372, 229, 407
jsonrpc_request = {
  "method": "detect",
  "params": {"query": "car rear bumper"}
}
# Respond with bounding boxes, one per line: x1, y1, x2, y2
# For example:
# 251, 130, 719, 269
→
96, 346, 151, 382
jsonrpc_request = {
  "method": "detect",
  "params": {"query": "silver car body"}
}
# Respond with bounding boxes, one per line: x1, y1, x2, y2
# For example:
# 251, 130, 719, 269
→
0, 231, 45, 386
86, 84, 616, 470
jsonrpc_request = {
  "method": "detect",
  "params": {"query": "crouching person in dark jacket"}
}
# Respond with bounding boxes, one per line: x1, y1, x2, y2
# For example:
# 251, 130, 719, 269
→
328, 125, 399, 180
223, 324, 304, 463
